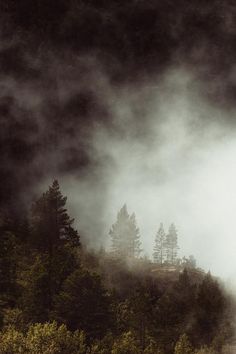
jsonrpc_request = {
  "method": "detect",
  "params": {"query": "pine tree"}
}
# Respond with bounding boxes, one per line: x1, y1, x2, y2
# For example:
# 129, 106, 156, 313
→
26, 180, 80, 317
195, 272, 225, 345
53, 269, 112, 341
0, 214, 18, 312
174, 334, 193, 354
153, 223, 166, 264
165, 223, 178, 265
128, 213, 142, 258
109, 205, 142, 259
31, 180, 80, 254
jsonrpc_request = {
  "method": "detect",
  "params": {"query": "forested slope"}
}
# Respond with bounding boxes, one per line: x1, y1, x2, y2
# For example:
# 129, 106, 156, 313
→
0, 181, 235, 353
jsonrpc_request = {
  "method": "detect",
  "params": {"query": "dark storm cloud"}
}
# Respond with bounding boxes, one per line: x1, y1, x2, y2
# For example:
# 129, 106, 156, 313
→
0, 0, 235, 214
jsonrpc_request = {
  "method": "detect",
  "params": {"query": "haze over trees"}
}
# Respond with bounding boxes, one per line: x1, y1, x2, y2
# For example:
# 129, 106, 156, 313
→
165, 223, 179, 265
153, 223, 166, 264
0, 180, 235, 354
153, 223, 179, 266
109, 204, 142, 259
0, 0, 235, 352
109, 209, 189, 270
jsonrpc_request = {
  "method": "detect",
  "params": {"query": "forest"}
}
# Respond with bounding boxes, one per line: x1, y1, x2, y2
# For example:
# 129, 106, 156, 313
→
0, 180, 235, 354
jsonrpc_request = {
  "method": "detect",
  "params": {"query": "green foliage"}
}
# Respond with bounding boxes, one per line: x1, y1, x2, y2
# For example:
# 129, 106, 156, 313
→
2, 308, 24, 331
111, 332, 142, 354
0, 322, 87, 354
194, 346, 216, 354
194, 272, 225, 345
0, 181, 234, 353
0, 227, 18, 309
143, 338, 164, 354
174, 334, 194, 354
19, 182, 80, 324
20, 254, 51, 323
0, 326, 25, 354
20, 244, 79, 325
26, 322, 86, 354
90, 333, 113, 354
117, 282, 158, 349
53, 269, 112, 340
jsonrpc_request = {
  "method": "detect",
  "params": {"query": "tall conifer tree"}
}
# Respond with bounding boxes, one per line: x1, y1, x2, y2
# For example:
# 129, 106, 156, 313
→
109, 204, 142, 259
165, 223, 178, 265
153, 223, 166, 264
31, 180, 80, 253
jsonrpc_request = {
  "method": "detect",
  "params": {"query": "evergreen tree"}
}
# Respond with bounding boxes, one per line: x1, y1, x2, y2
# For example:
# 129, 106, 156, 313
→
174, 334, 193, 354
20, 246, 78, 324
31, 180, 80, 254
109, 205, 141, 259
153, 223, 166, 265
53, 269, 112, 341
0, 214, 18, 313
22, 181, 80, 321
20, 254, 51, 324
128, 213, 142, 258
195, 272, 225, 345
165, 223, 178, 265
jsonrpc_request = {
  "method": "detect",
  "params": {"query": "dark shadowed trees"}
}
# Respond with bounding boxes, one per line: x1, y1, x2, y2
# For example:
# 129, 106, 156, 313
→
31, 180, 80, 254
53, 269, 112, 341
20, 180, 80, 323
0, 216, 18, 322
194, 272, 225, 346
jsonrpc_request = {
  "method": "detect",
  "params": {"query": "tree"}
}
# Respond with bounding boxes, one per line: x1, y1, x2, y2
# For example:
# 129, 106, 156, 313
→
194, 273, 225, 346
174, 334, 194, 354
111, 332, 142, 354
19, 181, 80, 323
125, 285, 157, 350
172, 270, 196, 335
0, 214, 19, 316
20, 254, 51, 324
165, 223, 178, 265
181, 255, 196, 269
0, 322, 87, 354
53, 269, 112, 341
20, 246, 78, 324
26, 322, 87, 354
0, 326, 25, 354
31, 180, 80, 254
153, 223, 166, 264
109, 205, 142, 259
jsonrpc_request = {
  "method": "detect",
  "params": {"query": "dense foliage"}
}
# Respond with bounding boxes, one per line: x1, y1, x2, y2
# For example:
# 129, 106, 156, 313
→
0, 181, 235, 353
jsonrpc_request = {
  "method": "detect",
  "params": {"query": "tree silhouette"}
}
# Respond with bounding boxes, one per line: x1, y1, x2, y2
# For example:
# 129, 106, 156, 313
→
31, 180, 80, 254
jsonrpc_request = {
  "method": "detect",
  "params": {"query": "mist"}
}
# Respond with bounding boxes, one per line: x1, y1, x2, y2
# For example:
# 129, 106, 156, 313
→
0, 0, 235, 283
1, 2, 236, 352
44, 67, 235, 282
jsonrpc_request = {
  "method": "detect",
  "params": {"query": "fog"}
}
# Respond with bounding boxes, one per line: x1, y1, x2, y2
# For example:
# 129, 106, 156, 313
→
0, 0, 235, 284
43, 68, 236, 281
